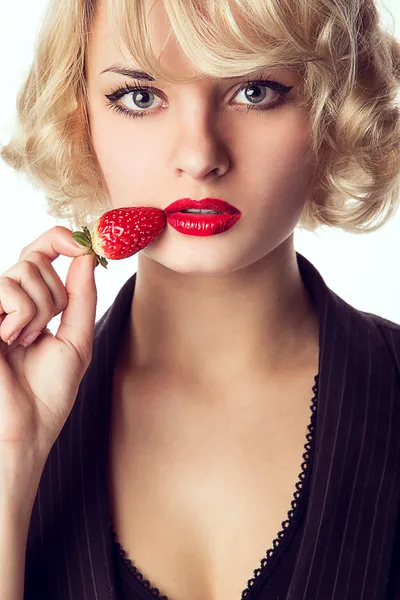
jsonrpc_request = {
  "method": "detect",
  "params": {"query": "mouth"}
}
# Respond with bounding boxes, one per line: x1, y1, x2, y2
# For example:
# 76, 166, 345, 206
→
163, 202, 241, 237
163, 197, 241, 215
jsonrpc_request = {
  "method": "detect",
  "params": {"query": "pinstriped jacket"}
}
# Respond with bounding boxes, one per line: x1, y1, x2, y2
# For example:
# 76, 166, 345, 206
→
23, 252, 400, 599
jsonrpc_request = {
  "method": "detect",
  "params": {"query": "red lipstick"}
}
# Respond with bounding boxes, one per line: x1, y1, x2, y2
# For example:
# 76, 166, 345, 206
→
163, 197, 241, 237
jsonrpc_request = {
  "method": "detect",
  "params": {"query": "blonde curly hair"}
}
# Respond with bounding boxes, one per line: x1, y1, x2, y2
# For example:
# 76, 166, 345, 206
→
1, 0, 400, 234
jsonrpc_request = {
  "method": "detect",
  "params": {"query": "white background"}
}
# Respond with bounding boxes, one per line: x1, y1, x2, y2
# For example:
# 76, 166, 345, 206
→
0, 0, 400, 333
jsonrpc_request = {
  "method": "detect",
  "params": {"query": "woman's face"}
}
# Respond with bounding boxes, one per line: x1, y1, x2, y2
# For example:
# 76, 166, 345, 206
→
85, 0, 313, 275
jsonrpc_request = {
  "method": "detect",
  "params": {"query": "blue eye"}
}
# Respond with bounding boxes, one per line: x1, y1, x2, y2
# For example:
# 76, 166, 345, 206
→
104, 78, 293, 120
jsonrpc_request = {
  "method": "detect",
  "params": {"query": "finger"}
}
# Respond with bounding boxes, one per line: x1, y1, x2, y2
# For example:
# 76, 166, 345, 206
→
0, 276, 37, 345
0, 226, 89, 347
18, 226, 89, 263
19, 251, 69, 316
9, 262, 55, 347
55, 250, 97, 367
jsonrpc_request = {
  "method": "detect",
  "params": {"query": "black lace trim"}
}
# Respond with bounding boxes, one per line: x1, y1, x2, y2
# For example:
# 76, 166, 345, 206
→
241, 372, 319, 598
110, 372, 319, 600
110, 522, 168, 599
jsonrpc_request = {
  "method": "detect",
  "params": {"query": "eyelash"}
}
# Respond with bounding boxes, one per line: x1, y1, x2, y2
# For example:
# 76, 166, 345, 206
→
103, 77, 293, 120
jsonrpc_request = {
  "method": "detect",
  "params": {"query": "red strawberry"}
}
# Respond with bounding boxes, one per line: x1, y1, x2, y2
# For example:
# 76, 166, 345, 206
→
72, 206, 167, 269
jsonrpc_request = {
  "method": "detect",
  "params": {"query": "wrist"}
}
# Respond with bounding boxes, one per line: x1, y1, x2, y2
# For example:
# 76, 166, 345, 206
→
0, 451, 44, 521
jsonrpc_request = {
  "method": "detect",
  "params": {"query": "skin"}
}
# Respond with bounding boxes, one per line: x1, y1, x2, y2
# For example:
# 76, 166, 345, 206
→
85, 0, 320, 397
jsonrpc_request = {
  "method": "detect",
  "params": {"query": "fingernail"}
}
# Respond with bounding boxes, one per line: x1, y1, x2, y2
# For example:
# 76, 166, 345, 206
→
22, 331, 41, 347
7, 329, 22, 346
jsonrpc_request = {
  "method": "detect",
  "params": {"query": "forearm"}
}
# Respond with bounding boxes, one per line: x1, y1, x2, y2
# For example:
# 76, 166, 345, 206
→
0, 504, 32, 600
0, 455, 44, 600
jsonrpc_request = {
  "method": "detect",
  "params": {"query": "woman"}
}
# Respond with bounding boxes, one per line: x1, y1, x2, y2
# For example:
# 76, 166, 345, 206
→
1, 0, 400, 598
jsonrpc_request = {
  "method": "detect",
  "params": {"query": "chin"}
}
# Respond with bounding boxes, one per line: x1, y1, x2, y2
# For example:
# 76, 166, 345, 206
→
140, 246, 255, 276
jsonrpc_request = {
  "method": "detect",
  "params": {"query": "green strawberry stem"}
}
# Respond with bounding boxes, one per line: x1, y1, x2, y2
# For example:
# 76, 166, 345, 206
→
72, 226, 109, 269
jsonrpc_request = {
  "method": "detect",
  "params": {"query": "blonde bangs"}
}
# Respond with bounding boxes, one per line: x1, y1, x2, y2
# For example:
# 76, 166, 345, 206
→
107, 0, 316, 81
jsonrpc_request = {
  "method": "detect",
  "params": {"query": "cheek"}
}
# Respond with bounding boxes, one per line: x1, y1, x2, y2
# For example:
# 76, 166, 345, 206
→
282, 122, 312, 194
265, 150, 312, 231
271, 140, 313, 207
89, 108, 158, 200
234, 122, 312, 246
236, 106, 310, 180
246, 117, 312, 211
260, 115, 310, 182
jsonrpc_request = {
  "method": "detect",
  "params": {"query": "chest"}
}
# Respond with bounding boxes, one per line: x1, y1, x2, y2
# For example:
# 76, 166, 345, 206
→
108, 369, 316, 600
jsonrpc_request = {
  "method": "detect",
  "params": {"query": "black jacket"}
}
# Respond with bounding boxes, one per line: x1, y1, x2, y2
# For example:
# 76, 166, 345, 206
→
24, 252, 400, 599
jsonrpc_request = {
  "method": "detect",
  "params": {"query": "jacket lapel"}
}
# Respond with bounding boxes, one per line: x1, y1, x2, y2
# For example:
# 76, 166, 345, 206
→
287, 254, 400, 599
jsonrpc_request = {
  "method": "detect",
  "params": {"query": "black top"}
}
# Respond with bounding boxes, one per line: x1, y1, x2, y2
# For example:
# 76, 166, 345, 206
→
24, 252, 400, 600
110, 374, 319, 600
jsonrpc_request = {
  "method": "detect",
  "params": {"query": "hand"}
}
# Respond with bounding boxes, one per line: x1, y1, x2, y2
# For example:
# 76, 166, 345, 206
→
0, 226, 97, 473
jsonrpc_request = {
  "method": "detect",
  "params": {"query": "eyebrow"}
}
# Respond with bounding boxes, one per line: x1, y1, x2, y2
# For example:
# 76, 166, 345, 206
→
101, 66, 156, 80
100, 64, 272, 81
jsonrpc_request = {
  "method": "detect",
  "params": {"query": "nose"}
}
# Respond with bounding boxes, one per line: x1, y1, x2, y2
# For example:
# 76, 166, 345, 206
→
172, 107, 231, 181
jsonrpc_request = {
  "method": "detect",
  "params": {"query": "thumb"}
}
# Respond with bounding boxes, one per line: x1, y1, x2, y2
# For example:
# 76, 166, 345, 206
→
56, 251, 98, 365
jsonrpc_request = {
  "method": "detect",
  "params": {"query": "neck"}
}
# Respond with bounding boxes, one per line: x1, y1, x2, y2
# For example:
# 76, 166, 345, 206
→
122, 237, 319, 385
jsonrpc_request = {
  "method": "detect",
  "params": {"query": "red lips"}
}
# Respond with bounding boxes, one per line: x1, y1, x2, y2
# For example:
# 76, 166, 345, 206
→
163, 198, 240, 214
